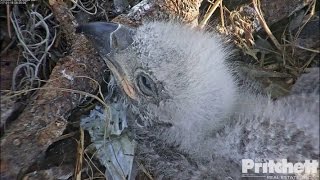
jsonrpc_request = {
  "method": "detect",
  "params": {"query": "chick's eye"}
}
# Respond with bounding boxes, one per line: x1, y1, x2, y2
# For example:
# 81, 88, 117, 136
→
136, 73, 156, 97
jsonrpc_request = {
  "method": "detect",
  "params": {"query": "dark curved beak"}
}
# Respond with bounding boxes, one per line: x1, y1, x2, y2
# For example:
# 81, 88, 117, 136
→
76, 22, 119, 55
76, 22, 137, 100
76, 22, 134, 55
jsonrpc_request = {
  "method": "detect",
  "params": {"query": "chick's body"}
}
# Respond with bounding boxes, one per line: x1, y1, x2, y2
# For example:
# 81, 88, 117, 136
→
77, 21, 319, 179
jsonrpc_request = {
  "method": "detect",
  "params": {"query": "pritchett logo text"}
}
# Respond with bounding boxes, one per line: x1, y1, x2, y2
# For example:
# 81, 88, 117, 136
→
242, 159, 318, 174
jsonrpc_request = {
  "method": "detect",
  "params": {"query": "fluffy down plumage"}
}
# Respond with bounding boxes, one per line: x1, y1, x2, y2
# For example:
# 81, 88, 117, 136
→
77, 21, 319, 179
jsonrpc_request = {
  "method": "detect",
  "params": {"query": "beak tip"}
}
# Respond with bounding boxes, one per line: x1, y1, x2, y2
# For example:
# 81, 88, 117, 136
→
75, 25, 84, 34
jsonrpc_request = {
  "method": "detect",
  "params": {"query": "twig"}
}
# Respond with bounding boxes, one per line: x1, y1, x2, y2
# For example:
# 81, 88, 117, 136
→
6, 5, 11, 38
0, 37, 15, 55
136, 161, 154, 180
301, 53, 317, 69
283, 39, 320, 54
4, 75, 108, 109
75, 128, 84, 180
53, 131, 78, 142
219, 0, 225, 28
84, 152, 107, 179
199, 0, 222, 29
252, 0, 282, 51
293, 0, 316, 42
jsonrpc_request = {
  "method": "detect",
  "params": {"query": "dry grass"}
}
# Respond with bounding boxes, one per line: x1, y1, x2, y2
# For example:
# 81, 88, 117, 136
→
200, 0, 319, 97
